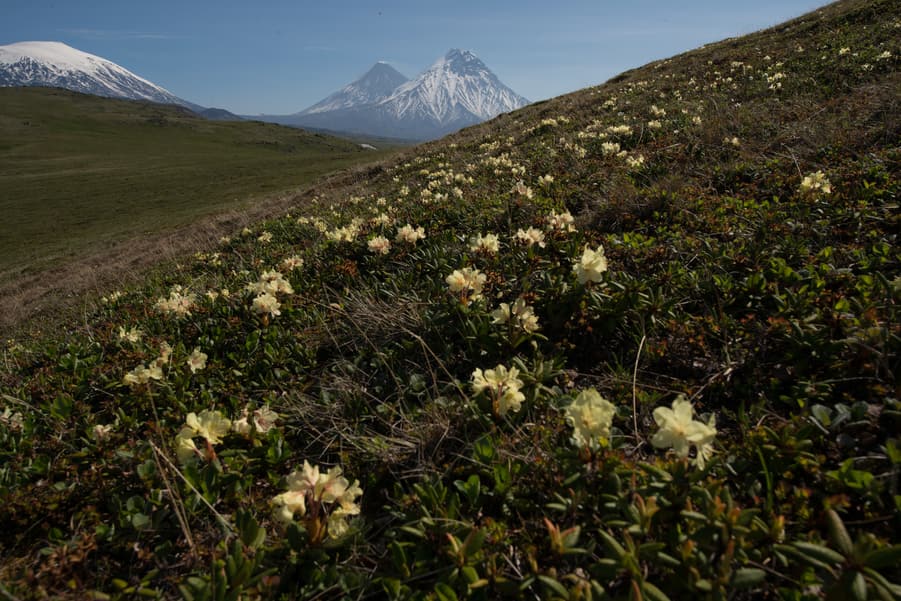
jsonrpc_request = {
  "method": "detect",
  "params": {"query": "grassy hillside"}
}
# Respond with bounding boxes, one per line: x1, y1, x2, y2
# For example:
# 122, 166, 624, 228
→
0, 88, 397, 285
1, 0, 899, 599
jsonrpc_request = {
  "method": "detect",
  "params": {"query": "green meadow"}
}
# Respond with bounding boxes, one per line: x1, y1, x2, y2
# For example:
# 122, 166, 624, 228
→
0, 87, 396, 283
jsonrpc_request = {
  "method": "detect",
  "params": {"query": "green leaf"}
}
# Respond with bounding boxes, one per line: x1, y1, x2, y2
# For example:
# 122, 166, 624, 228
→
642, 580, 672, 601
131, 513, 151, 530
863, 567, 901, 600
596, 529, 627, 560
462, 528, 486, 558
850, 571, 868, 601
434, 582, 458, 601
389, 541, 409, 578
811, 404, 832, 426
826, 509, 854, 557
792, 542, 845, 566
732, 568, 766, 589
864, 545, 901, 569
537, 575, 569, 597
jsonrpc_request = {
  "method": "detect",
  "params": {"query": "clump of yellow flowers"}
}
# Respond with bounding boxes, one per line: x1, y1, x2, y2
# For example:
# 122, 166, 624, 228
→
272, 460, 363, 544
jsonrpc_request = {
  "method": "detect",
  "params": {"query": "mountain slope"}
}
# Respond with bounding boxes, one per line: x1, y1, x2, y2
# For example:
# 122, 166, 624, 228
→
0, 40, 197, 108
1, 1, 898, 599
271, 49, 529, 140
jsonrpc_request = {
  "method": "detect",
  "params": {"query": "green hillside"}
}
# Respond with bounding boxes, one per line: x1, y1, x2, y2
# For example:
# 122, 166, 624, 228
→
0, 88, 396, 285
1, 0, 899, 599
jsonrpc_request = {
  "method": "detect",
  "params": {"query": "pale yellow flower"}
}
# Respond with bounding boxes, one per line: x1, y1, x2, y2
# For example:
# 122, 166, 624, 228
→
469, 233, 500, 254
565, 388, 615, 450
257, 231, 273, 243
367, 235, 391, 255
123, 364, 161, 388
247, 270, 293, 296
92, 423, 114, 441
601, 141, 621, 156
514, 227, 546, 248
547, 211, 576, 233
280, 255, 304, 271
446, 267, 487, 304
492, 297, 539, 333
396, 224, 426, 244
799, 171, 832, 196
183, 410, 231, 445
235, 405, 279, 435
573, 245, 608, 284
175, 430, 200, 465
187, 348, 207, 373
512, 181, 534, 199
272, 489, 307, 523
273, 460, 362, 539
252, 292, 281, 316
651, 396, 717, 468
471, 365, 526, 416
117, 326, 143, 343
626, 154, 646, 168
154, 287, 197, 317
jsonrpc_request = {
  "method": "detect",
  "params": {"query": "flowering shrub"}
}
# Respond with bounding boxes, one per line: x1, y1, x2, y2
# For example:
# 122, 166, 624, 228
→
272, 461, 362, 543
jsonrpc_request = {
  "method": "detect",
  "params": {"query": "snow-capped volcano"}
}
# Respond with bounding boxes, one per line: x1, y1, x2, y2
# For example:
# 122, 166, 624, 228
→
300, 62, 408, 115
380, 49, 528, 125
0, 41, 195, 108
265, 49, 529, 140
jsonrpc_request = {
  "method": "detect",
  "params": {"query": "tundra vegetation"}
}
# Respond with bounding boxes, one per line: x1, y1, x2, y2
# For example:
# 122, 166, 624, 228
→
1, 0, 899, 599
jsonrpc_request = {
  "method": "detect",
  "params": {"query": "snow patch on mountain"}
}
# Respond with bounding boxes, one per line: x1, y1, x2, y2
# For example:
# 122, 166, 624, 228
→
0, 41, 193, 108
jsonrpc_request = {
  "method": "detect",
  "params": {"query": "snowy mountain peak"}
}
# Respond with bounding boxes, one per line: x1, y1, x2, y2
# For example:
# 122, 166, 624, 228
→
300, 62, 408, 115
0, 40, 193, 108
380, 48, 529, 124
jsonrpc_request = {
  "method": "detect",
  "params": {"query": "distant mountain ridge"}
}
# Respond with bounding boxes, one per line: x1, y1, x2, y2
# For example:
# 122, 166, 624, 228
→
264, 49, 530, 141
0, 41, 199, 110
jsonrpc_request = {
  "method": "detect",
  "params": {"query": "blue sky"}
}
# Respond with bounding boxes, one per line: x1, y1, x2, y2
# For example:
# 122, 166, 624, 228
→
2, 0, 828, 115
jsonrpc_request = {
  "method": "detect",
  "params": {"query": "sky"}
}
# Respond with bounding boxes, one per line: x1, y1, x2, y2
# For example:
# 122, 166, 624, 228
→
1, 0, 829, 115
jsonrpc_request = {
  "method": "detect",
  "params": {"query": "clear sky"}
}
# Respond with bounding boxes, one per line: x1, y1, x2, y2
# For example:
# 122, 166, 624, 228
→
1, 0, 829, 115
